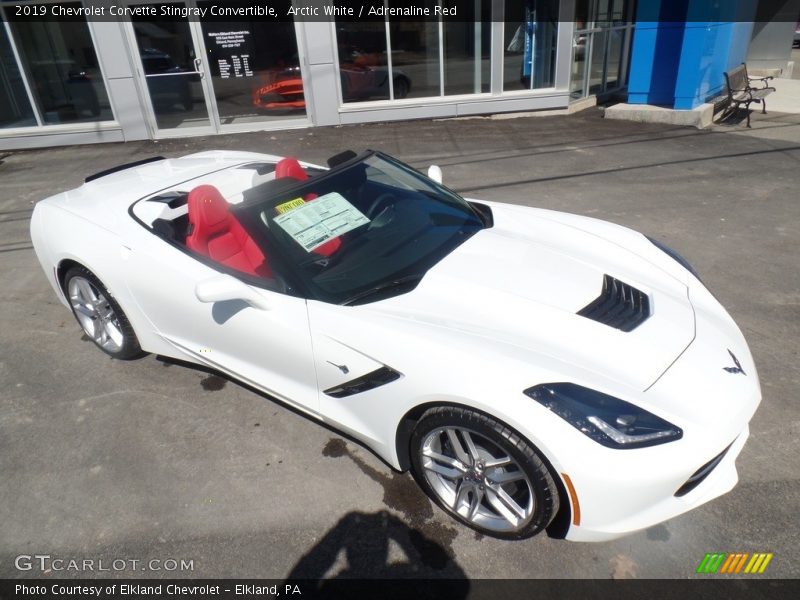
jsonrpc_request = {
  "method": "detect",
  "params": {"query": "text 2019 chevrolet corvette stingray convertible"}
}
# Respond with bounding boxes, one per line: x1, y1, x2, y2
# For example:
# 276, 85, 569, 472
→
31, 150, 761, 540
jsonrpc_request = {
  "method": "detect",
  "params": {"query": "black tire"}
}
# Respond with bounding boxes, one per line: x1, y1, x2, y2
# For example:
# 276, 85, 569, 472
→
393, 76, 410, 99
63, 265, 144, 360
409, 406, 560, 540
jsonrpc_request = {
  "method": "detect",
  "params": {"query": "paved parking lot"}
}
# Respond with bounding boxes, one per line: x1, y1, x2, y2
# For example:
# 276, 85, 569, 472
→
1, 107, 798, 579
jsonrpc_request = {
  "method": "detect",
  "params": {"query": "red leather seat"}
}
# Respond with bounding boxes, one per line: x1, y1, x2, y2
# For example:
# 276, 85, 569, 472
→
185, 184, 272, 278
274, 157, 341, 256
275, 156, 310, 181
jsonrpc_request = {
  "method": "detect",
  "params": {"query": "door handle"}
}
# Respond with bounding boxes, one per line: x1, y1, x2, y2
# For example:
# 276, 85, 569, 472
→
193, 57, 204, 79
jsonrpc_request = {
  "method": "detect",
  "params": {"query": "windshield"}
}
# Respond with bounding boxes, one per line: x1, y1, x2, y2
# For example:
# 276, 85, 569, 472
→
234, 152, 486, 304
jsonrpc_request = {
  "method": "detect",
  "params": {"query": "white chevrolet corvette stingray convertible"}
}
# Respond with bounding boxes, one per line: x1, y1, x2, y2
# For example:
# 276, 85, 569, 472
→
31, 149, 761, 541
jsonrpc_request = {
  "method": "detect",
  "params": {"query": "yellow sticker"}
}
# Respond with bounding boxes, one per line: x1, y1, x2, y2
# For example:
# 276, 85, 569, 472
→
275, 197, 306, 214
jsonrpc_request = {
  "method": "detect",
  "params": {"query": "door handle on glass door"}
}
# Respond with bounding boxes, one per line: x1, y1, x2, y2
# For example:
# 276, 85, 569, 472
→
193, 58, 204, 79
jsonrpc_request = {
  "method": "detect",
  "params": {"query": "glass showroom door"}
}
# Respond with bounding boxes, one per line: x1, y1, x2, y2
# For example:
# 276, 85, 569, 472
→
196, 0, 308, 129
129, 0, 308, 136
129, 2, 215, 135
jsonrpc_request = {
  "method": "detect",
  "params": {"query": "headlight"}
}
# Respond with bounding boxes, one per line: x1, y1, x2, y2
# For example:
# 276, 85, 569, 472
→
524, 383, 682, 449
647, 236, 701, 280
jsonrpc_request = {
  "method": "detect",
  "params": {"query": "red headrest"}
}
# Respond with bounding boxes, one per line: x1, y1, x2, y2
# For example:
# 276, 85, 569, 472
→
187, 185, 230, 236
275, 157, 308, 181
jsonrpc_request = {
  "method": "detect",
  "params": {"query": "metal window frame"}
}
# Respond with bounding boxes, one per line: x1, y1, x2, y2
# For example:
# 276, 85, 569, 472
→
490, 0, 504, 95
438, 2, 445, 96
472, 0, 484, 94
383, 2, 394, 100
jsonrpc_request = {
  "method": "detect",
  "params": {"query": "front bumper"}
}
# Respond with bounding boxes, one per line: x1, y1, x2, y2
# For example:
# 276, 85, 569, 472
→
558, 283, 761, 542
563, 425, 749, 542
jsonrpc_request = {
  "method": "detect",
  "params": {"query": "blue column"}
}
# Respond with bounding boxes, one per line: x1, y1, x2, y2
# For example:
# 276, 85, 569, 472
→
627, 0, 756, 109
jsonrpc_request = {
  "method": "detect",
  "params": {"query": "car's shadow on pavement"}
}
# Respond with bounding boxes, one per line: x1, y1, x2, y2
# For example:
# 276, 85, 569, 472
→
154, 354, 473, 589
284, 510, 469, 598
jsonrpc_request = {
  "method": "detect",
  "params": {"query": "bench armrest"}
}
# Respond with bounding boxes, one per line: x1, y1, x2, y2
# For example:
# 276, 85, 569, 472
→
748, 75, 774, 88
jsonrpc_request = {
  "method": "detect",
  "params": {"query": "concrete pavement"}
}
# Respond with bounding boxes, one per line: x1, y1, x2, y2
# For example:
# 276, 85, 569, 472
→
764, 78, 800, 114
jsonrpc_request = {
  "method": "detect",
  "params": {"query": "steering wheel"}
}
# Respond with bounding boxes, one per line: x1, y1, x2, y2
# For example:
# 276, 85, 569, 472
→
365, 192, 397, 219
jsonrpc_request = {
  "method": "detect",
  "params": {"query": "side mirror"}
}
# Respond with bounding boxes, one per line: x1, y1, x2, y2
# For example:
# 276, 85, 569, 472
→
427, 165, 443, 184
195, 275, 271, 311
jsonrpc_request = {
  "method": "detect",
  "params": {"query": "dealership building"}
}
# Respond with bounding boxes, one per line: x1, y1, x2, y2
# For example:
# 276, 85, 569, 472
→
1, 0, 797, 150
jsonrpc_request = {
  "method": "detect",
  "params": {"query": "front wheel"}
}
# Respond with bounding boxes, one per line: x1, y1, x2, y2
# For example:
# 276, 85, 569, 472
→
410, 406, 560, 539
64, 265, 144, 360
393, 77, 410, 99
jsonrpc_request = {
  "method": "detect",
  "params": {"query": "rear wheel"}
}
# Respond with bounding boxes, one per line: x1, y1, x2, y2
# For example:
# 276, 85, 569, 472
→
410, 406, 560, 539
64, 265, 144, 360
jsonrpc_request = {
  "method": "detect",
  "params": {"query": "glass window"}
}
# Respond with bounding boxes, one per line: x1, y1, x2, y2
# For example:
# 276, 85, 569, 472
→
605, 28, 625, 89
595, 0, 611, 27
337, 0, 490, 102
504, 0, 559, 91
198, 0, 305, 124
6, 2, 113, 125
388, 4, 441, 99
336, 21, 390, 102
575, 0, 590, 29
130, 4, 210, 130
336, 0, 564, 102
610, 0, 627, 24
0, 24, 36, 128
239, 152, 485, 304
570, 32, 587, 99
588, 29, 608, 95
571, 0, 633, 101
443, 0, 490, 95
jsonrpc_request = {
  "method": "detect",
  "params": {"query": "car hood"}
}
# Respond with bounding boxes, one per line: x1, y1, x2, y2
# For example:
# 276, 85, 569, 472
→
362, 202, 695, 391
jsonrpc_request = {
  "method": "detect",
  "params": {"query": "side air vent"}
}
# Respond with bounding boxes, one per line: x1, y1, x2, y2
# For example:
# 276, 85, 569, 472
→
324, 366, 401, 398
577, 274, 650, 332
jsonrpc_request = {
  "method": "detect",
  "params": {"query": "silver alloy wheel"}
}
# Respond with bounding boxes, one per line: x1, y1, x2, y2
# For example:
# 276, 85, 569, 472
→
68, 276, 124, 353
420, 426, 535, 533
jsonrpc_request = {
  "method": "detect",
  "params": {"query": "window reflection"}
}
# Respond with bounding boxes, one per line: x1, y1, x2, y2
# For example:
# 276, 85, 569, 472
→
0, 24, 36, 128
198, 0, 306, 124
503, 0, 559, 91
443, 0, 490, 95
570, 32, 587, 99
571, 0, 633, 100
588, 29, 607, 95
388, 1, 440, 99
6, 2, 113, 125
575, 0, 590, 27
605, 28, 625, 89
336, 22, 391, 102
336, 0, 492, 102
130, 8, 210, 130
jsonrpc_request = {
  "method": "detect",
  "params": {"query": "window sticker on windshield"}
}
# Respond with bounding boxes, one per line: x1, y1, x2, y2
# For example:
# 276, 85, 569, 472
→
274, 192, 370, 252
275, 197, 306, 214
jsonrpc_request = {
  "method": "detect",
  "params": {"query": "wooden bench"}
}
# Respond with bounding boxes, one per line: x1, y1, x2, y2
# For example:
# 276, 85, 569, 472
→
722, 63, 776, 127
